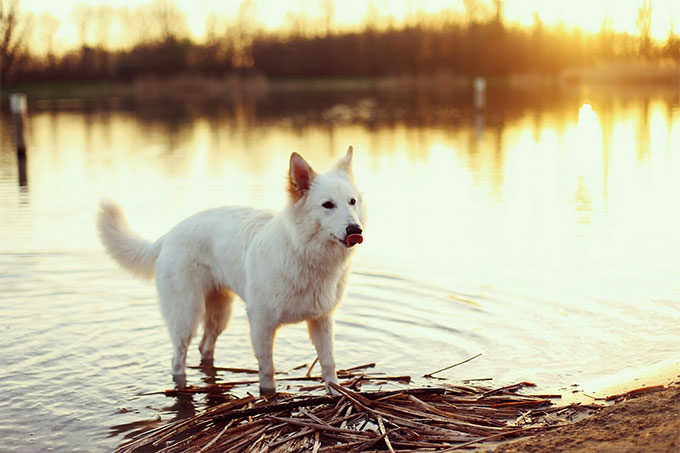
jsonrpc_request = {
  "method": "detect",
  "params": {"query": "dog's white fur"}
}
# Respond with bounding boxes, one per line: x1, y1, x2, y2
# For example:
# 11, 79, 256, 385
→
97, 147, 365, 394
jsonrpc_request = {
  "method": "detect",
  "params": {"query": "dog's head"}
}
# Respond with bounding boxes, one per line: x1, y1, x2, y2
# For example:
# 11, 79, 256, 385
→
287, 146, 366, 249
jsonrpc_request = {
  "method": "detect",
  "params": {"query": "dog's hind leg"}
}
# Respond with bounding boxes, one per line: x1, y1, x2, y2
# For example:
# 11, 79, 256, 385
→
198, 289, 234, 365
157, 277, 204, 383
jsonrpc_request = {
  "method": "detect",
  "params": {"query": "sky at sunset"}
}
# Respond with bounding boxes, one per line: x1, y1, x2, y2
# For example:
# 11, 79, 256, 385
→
17, 0, 680, 53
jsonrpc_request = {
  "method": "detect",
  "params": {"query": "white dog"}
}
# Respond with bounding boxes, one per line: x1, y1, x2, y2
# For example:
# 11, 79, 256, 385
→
97, 147, 365, 394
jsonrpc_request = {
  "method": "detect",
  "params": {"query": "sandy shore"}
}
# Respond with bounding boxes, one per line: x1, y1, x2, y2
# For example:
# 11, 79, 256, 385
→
491, 358, 680, 452
493, 384, 680, 452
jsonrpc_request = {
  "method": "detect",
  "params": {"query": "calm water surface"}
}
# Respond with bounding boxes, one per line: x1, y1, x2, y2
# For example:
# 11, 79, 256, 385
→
1, 87, 680, 451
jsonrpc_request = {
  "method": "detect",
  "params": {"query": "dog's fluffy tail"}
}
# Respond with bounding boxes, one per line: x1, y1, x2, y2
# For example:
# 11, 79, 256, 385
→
97, 200, 161, 280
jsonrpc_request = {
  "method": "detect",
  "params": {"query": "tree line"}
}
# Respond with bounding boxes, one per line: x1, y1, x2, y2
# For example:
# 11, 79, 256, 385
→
1, 0, 679, 87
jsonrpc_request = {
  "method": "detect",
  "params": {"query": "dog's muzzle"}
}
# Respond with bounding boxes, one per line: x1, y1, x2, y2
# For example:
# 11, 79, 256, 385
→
344, 224, 363, 247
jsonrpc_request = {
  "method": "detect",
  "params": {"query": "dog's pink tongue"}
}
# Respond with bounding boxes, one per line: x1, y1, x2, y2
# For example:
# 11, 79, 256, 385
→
346, 234, 363, 247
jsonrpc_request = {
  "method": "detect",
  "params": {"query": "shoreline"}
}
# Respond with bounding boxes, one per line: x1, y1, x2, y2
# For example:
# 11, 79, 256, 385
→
491, 358, 680, 452
3, 65, 679, 103
565, 357, 680, 404
493, 384, 680, 452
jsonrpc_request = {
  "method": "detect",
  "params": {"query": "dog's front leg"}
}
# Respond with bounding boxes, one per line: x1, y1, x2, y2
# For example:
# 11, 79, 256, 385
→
307, 315, 339, 395
249, 317, 277, 395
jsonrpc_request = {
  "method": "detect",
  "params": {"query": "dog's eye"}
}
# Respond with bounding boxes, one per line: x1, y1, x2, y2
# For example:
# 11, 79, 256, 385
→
349, 198, 356, 206
322, 201, 335, 209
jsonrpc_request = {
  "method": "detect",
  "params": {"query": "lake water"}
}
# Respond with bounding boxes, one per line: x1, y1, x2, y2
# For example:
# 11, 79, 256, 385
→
1, 86, 680, 451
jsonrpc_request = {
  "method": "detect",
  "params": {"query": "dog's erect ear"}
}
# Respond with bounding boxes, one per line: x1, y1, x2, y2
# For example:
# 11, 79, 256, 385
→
288, 152, 317, 201
334, 146, 354, 175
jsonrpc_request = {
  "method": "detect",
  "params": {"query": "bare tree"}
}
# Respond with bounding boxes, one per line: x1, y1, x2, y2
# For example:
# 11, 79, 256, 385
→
38, 12, 59, 67
0, 0, 31, 85
598, 15, 615, 59
205, 12, 219, 46
321, 0, 334, 36
73, 5, 94, 49
204, 12, 229, 67
636, 0, 652, 59
122, 6, 151, 46
231, 0, 256, 67
149, 0, 188, 43
462, 0, 486, 25
287, 0, 313, 38
492, 0, 504, 25
663, 21, 680, 62
363, 0, 378, 31
94, 6, 112, 51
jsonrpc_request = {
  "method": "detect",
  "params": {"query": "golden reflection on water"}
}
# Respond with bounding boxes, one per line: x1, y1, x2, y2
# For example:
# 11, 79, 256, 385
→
2, 94, 680, 349
1, 94, 679, 296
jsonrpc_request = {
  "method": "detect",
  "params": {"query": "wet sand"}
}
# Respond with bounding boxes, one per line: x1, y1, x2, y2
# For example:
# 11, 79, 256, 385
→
491, 359, 680, 452
493, 384, 680, 452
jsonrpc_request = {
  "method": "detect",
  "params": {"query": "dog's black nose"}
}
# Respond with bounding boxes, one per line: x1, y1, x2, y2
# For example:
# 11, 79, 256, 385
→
346, 224, 362, 236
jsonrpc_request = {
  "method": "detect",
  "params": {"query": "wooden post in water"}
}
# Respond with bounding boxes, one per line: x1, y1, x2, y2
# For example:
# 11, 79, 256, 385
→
473, 77, 486, 139
9, 93, 27, 186
473, 77, 486, 110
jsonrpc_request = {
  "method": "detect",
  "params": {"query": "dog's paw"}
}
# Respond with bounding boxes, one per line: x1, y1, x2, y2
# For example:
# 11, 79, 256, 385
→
199, 358, 215, 367
259, 386, 276, 396
173, 373, 187, 389
325, 382, 342, 396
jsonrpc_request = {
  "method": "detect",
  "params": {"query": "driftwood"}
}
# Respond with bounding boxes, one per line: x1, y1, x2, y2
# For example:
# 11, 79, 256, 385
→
424, 354, 483, 378
114, 362, 614, 452
212, 387, 446, 423
604, 384, 666, 402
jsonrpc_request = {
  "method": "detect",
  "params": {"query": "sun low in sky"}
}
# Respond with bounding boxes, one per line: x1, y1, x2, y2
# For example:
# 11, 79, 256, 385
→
18, 0, 680, 54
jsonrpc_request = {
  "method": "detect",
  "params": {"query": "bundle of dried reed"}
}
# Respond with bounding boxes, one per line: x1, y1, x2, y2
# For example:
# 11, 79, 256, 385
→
117, 363, 601, 452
